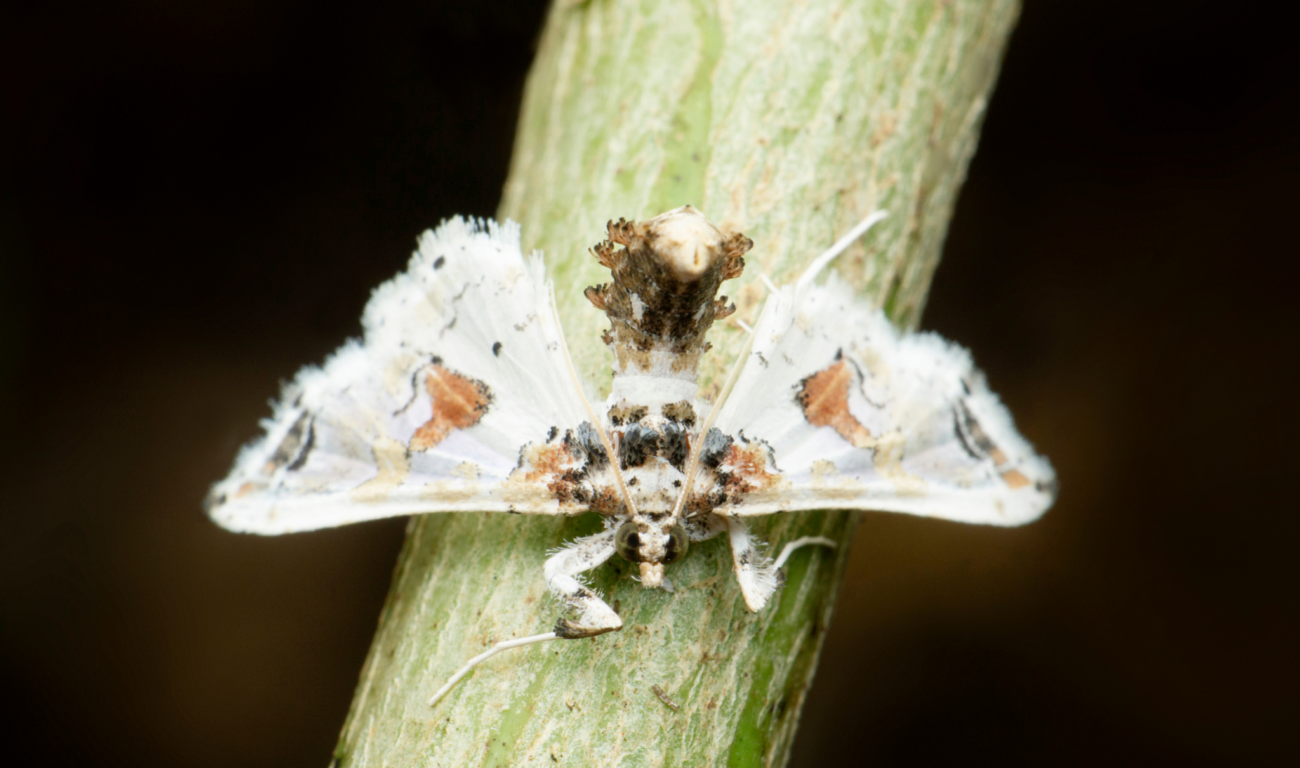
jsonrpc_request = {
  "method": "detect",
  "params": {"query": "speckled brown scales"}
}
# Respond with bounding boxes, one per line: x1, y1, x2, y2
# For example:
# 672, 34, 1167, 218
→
584, 206, 752, 376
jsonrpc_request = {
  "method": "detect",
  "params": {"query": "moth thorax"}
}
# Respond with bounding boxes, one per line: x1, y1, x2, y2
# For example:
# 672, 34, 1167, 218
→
585, 205, 752, 379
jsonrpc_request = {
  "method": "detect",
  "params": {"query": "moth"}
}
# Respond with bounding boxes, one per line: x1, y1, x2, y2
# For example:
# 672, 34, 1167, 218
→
207, 206, 1056, 705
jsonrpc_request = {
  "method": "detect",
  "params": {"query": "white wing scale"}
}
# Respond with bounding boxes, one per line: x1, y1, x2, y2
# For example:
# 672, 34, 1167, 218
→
208, 218, 591, 534
712, 264, 1056, 527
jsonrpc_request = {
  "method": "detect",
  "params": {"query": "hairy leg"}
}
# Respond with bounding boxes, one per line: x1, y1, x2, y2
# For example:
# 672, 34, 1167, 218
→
723, 516, 781, 612
722, 518, 837, 612
544, 528, 622, 638
428, 528, 620, 706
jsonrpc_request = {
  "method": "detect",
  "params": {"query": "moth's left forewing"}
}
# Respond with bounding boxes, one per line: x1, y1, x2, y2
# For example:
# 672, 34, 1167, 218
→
208, 218, 592, 534
712, 272, 1056, 526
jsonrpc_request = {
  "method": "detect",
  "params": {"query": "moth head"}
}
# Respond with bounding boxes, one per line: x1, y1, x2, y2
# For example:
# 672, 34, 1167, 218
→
614, 520, 689, 582
646, 206, 726, 282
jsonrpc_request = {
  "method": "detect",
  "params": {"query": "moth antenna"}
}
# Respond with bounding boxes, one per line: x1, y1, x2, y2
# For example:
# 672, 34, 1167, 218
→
549, 282, 639, 516
759, 274, 779, 294
428, 631, 559, 706
669, 320, 758, 521
795, 210, 889, 296
735, 318, 754, 334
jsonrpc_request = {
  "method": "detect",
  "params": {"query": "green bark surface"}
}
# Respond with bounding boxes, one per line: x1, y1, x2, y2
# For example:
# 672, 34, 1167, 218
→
335, 1, 1019, 765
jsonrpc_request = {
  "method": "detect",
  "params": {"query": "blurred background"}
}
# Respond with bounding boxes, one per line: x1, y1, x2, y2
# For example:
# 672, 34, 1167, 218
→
3, 1, 1296, 765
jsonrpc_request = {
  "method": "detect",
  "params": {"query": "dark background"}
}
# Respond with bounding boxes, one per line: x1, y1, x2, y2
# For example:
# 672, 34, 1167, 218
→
3, 1, 1296, 766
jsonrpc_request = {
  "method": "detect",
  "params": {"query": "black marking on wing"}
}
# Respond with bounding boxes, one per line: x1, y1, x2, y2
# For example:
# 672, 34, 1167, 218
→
492, 341, 503, 357
564, 421, 609, 470
739, 430, 782, 474
433, 255, 446, 269
394, 362, 433, 417
699, 428, 734, 470
285, 418, 316, 472
266, 412, 312, 472
203, 488, 226, 512
953, 400, 997, 461
841, 354, 884, 408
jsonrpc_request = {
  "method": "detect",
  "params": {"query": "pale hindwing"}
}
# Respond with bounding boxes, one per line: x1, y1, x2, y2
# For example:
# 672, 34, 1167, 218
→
713, 272, 1056, 526
207, 218, 591, 534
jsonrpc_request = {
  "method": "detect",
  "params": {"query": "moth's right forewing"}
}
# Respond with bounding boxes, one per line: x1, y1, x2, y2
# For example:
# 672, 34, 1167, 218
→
207, 218, 592, 535
714, 271, 1056, 526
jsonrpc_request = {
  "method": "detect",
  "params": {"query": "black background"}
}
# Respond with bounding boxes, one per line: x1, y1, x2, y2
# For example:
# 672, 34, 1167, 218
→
3, 1, 1296, 766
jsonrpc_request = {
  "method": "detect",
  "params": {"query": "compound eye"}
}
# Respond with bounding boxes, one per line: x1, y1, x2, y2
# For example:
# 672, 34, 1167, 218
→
662, 525, 689, 564
614, 521, 642, 563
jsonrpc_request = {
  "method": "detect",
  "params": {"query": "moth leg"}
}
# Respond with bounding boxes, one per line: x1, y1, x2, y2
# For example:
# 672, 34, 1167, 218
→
428, 530, 620, 707
722, 516, 781, 612
772, 536, 837, 570
684, 511, 726, 542
544, 529, 622, 639
428, 630, 560, 706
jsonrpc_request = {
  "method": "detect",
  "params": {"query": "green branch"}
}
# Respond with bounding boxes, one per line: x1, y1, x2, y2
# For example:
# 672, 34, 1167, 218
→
334, 1, 1019, 765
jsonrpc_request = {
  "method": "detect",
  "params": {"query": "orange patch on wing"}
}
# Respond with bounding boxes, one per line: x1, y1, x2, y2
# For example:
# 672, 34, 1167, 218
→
519, 442, 570, 484
410, 365, 492, 450
722, 443, 781, 494
1000, 469, 1031, 489
797, 360, 873, 447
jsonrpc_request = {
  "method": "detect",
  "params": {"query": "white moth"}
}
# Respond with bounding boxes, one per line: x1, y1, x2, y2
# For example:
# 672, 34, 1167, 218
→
207, 206, 1056, 705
